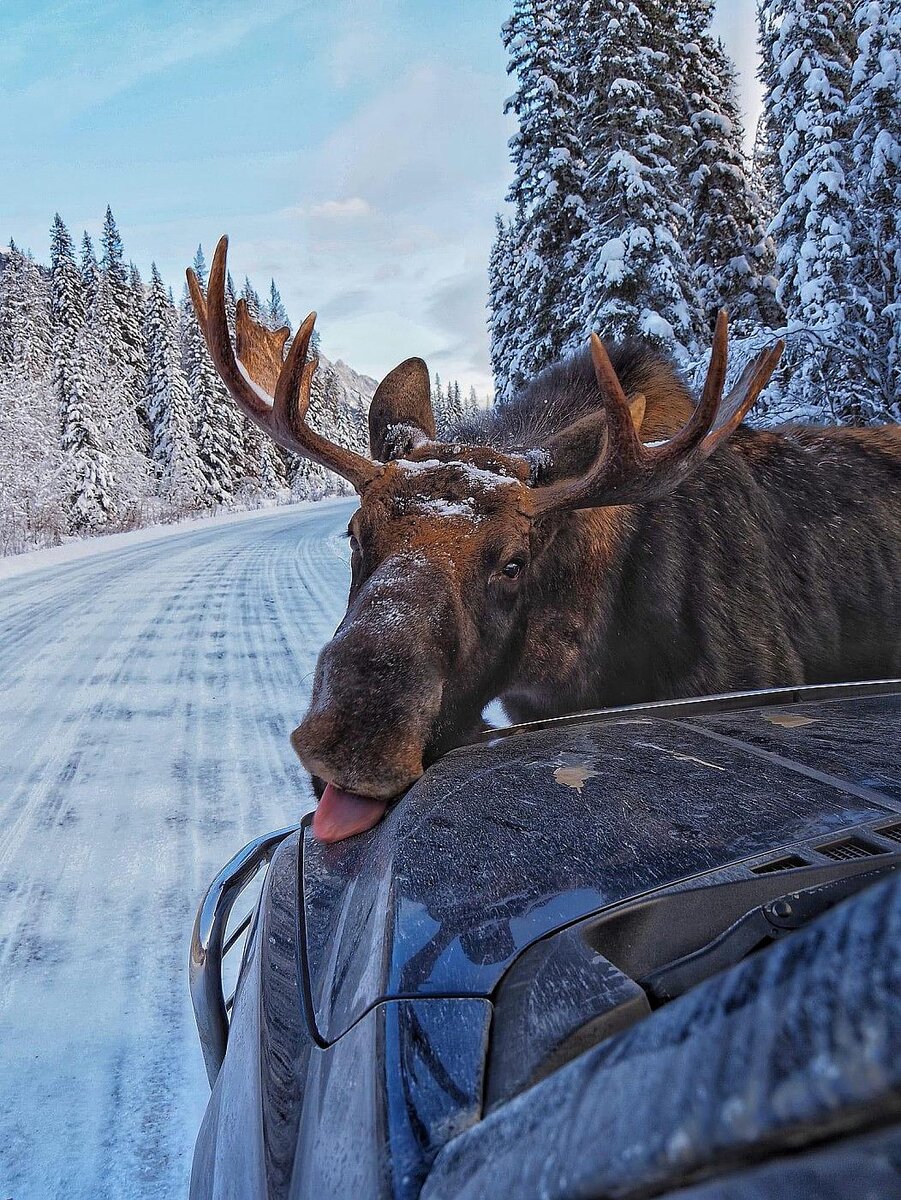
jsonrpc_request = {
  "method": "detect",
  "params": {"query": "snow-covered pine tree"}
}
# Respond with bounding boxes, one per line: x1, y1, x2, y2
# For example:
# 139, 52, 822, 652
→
761, 0, 872, 421
128, 263, 148, 362
127, 261, 153, 451
849, 0, 901, 417
232, 270, 276, 484
241, 277, 263, 321
180, 281, 235, 505
0, 243, 67, 551
253, 439, 287, 497
448, 380, 464, 429
0, 242, 52, 381
488, 214, 527, 402
226, 262, 266, 487
290, 363, 346, 498
750, 109, 782, 230
264, 279, 291, 332
49, 214, 113, 530
144, 264, 205, 503
0, 372, 69, 553
80, 232, 100, 317
226, 271, 239, 325
184, 247, 247, 495
500, 0, 590, 378
430, 372, 447, 436
573, 0, 702, 355
221, 262, 269, 483
678, 1, 781, 335
94, 207, 147, 421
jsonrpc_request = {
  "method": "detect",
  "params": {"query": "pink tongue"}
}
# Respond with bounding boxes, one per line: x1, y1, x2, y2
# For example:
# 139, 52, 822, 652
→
313, 783, 388, 843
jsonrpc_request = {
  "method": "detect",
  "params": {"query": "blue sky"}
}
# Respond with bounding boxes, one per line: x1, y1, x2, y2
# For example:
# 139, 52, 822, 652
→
1, 0, 760, 394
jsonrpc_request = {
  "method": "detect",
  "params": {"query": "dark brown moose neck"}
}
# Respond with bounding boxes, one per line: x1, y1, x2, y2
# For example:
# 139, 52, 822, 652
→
501, 424, 901, 725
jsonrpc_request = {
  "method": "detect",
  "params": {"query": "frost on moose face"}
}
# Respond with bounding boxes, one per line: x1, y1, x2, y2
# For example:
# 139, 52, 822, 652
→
290, 449, 535, 804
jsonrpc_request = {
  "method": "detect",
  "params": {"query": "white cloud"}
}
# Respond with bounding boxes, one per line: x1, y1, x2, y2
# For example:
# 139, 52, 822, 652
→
309, 198, 373, 220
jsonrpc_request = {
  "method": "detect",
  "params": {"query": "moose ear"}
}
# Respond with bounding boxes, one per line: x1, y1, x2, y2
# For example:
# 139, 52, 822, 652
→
369, 357, 436, 461
532, 395, 646, 485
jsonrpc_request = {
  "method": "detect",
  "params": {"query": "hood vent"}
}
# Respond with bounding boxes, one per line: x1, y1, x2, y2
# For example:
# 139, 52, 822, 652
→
751, 853, 809, 874
875, 821, 901, 845
816, 835, 883, 862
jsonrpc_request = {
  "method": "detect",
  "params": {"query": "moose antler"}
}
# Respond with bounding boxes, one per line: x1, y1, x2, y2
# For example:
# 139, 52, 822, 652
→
186, 236, 381, 492
532, 311, 784, 515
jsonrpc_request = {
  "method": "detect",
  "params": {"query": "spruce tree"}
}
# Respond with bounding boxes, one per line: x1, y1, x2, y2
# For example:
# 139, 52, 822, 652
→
573, 0, 701, 353
501, 0, 590, 375
95, 207, 147, 416
678, 3, 781, 334
180, 284, 235, 504
849, 0, 901, 417
80, 232, 100, 317
750, 110, 781, 230
127, 262, 152, 450
265, 279, 291, 331
449, 380, 464, 429
194, 246, 248, 482
144, 264, 205, 502
257, 440, 287, 496
488, 214, 527, 401
49, 215, 113, 529
100, 206, 125, 276
189, 246, 206, 289
0, 243, 52, 380
290, 365, 345, 497
430, 372, 447, 436
241, 277, 263, 320
761, 0, 869, 420
128, 263, 148, 357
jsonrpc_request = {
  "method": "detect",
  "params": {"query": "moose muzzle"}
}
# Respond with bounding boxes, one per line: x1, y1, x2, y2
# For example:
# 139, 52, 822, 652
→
290, 555, 454, 840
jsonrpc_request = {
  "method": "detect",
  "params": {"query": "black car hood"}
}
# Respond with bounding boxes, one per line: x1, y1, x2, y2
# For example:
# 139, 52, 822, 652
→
301, 686, 901, 1042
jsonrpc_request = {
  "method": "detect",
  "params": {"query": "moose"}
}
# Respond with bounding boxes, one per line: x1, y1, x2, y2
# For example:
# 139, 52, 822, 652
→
188, 238, 901, 842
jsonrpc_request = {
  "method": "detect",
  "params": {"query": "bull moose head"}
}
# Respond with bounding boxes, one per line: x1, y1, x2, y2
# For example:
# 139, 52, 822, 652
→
187, 237, 783, 841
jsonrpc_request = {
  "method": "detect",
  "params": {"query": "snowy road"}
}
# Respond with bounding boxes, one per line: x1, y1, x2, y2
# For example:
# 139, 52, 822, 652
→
0, 499, 356, 1199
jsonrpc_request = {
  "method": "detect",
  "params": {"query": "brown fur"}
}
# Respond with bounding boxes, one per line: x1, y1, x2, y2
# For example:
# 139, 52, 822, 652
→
289, 339, 901, 801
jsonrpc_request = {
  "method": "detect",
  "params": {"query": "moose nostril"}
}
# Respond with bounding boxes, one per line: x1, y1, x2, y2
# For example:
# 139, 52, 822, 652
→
289, 715, 426, 802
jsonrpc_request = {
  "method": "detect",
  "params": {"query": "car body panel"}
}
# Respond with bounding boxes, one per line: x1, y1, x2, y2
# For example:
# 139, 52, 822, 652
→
421, 874, 901, 1200
190, 683, 901, 1199
289, 998, 488, 1200
303, 690, 901, 1042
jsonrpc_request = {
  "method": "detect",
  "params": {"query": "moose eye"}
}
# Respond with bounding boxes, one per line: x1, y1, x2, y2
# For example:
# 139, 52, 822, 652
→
348, 534, 361, 555
501, 559, 524, 580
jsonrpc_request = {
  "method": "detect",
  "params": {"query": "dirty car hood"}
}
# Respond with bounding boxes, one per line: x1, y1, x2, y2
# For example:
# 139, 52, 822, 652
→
301, 687, 901, 1042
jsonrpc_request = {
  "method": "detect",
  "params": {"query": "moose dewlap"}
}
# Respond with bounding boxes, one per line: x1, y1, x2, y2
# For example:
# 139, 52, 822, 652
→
188, 236, 901, 843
